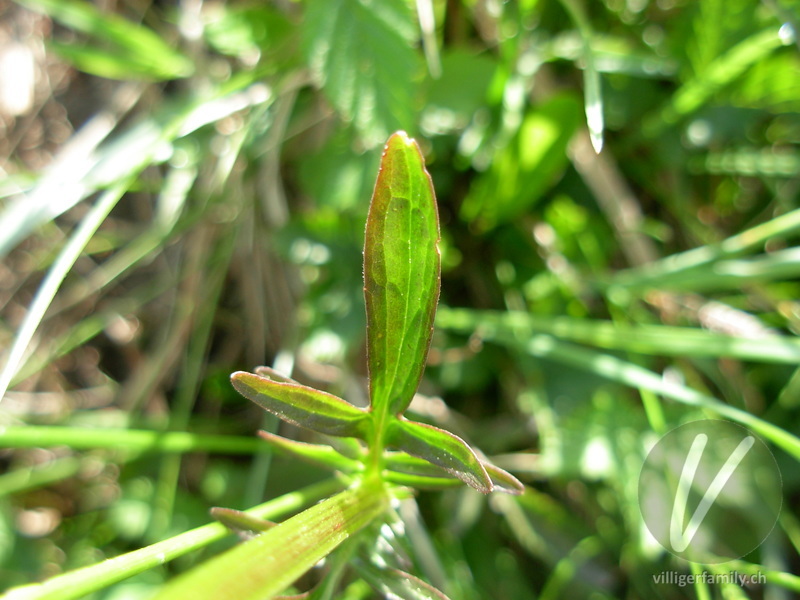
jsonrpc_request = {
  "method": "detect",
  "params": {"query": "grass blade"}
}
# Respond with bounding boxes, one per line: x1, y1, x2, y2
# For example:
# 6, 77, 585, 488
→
436, 307, 800, 363
152, 482, 389, 600
560, 0, 604, 153
0, 182, 129, 404
364, 131, 441, 418
514, 334, 800, 460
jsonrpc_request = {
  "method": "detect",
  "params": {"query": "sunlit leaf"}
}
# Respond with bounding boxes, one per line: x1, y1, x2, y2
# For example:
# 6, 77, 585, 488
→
231, 371, 370, 438
364, 132, 441, 418
385, 419, 492, 493
364, 132, 440, 422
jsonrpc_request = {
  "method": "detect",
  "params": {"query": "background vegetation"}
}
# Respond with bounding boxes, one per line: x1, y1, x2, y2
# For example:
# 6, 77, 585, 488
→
1, 0, 800, 598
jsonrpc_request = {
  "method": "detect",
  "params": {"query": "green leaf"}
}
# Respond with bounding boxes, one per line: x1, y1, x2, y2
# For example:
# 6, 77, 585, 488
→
257, 431, 363, 473
364, 131, 441, 418
459, 94, 582, 230
384, 419, 492, 494
303, 0, 419, 145
153, 483, 389, 600
231, 371, 370, 438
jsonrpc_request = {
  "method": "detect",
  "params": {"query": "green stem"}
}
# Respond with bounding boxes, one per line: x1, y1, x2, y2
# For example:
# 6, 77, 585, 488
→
0, 425, 271, 454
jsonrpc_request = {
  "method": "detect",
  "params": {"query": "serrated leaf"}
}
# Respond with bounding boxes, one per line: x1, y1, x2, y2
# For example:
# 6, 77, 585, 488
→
257, 431, 362, 473
231, 371, 370, 438
153, 483, 389, 600
385, 419, 492, 493
364, 132, 441, 418
303, 0, 419, 145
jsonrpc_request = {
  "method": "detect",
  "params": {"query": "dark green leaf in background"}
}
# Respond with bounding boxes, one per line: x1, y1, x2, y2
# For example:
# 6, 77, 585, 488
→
460, 94, 582, 230
303, 0, 420, 145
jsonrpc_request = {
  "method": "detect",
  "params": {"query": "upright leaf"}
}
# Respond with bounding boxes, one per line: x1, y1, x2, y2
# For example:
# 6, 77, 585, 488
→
364, 132, 441, 417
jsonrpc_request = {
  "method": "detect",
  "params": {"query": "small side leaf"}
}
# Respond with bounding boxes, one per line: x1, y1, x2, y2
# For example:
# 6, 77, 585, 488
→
364, 131, 441, 417
231, 371, 370, 438
254, 365, 301, 384
210, 508, 275, 540
482, 462, 525, 495
385, 419, 492, 493
258, 431, 362, 473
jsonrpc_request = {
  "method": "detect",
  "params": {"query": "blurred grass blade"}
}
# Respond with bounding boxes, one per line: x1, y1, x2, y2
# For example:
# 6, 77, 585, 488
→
627, 247, 800, 291
152, 482, 389, 600
0, 425, 277, 454
643, 26, 787, 137
364, 131, 441, 418
612, 207, 800, 287
436, 307, 800, 363
231, 371, 370, 438
0, 85, 139, 258
385, 419, 492, 493
20, 0, 193, 80
257, 431, 362, 473
3, 480, 343, 600
0, 456, 83, 498
0, 182, 129, 403
515, 334, 800, 460
560, 0, 603, 153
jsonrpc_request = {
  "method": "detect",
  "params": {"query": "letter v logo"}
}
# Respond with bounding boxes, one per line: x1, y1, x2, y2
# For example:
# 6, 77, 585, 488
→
669, 433, 755, 552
